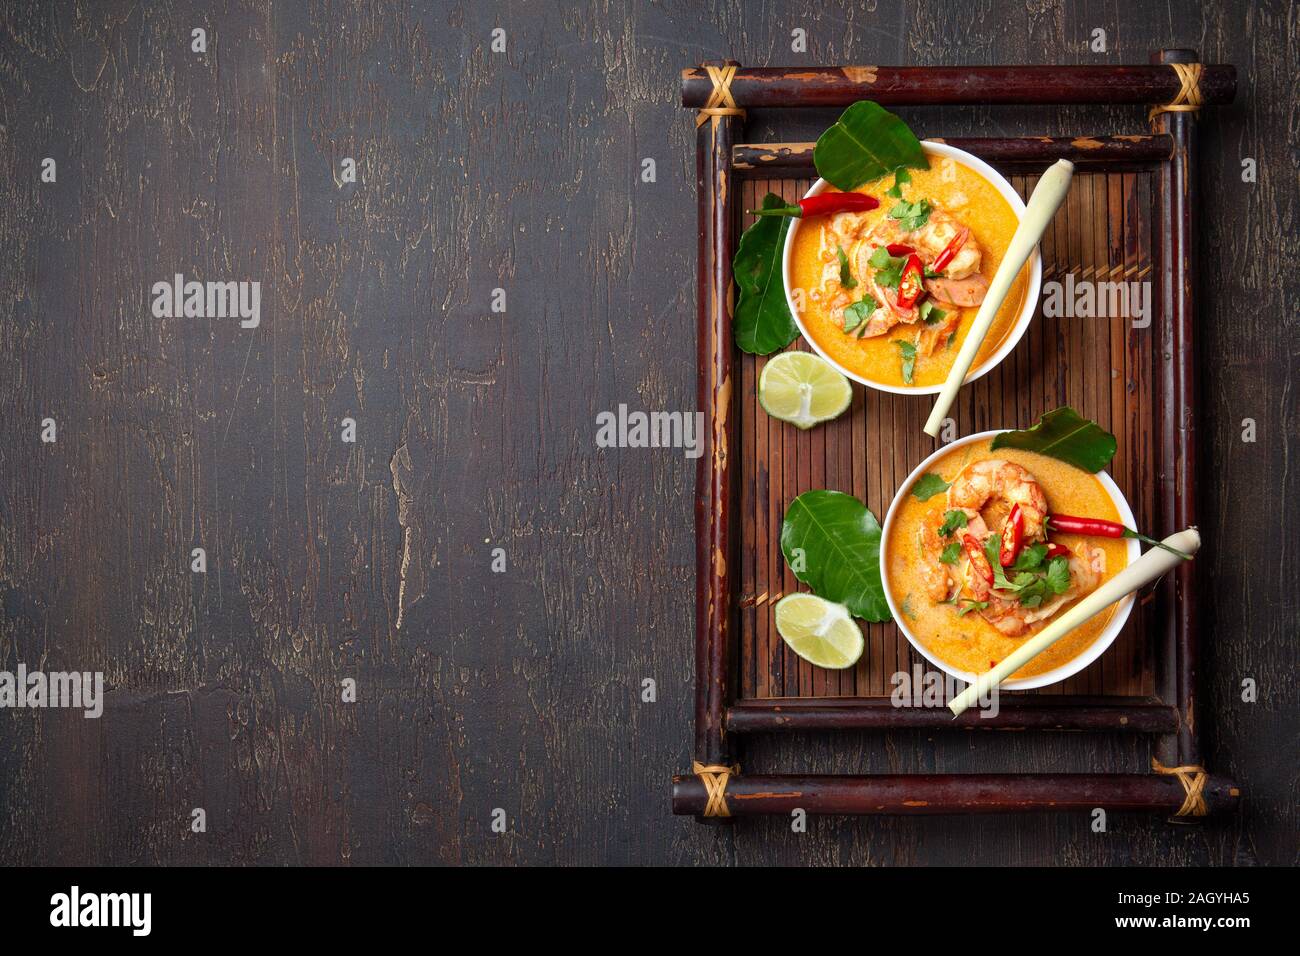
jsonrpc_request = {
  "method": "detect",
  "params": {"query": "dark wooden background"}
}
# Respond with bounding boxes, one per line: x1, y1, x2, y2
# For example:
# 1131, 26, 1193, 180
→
0, 0, 1294, 866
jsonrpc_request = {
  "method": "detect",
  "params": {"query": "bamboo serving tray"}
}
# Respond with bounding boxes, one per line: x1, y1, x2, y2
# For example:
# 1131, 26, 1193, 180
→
673, 52, 1242, 819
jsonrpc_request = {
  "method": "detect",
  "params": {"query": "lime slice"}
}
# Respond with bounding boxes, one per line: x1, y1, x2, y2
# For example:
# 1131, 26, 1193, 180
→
774, 593, 864, 669
759, 351, 852, 429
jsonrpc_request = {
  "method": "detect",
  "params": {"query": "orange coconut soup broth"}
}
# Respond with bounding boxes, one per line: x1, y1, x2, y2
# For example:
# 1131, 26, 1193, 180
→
887, 441, 1130, 680
790, 159, 1029, 388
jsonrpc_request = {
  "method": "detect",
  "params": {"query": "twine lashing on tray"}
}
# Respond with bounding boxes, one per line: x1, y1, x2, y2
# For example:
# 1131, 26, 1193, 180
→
1149, 63, 1203, 120
1152, 757, 1209, 816
696, 64, 746, 128
692, 761, 740, 817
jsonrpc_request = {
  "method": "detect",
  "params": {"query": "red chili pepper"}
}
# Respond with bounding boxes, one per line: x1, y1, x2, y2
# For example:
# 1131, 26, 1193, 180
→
999, 504, 1024, 567
748, 193, 880, 219
885, 243, 915, 256
1047, 514, 1126, 538
931, 227, 970, 273
1044, 543, 1072, 560
896, 254, 925, 309
1047, 514, 1192, 560
962, 533, 994, 585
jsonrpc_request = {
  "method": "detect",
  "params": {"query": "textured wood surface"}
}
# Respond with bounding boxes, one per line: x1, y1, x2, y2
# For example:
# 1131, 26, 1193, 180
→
0, 0, 1294, 865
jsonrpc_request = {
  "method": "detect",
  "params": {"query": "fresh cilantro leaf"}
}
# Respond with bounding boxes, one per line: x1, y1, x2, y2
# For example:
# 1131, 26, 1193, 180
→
984, 534, 1029, 593
974, 546, 1070, 606
993, 570, 1024, 593
945, 331, 956, 349
956, 599, 989, 617
1011, 543, 1049, 571
884, 166, 912, 199
1016, 577, 1048, 607
837, 245, 858, 289
842, 294, 878, 333
901, 594, 917, 620
910, 472, 951, 502
918, 300, 947, 326
888, 198, 932, 231
896, 340, 917, 384
938, 510, 968, 537
939, 542, 962, 565
924, 266, 944, 279
868, 246, 907, 289
1046, 556, 1071, 594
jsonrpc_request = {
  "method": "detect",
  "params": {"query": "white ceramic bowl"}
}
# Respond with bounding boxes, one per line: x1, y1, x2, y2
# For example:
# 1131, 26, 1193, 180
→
782, 141, 1042, 395
879, 430, 1141, 690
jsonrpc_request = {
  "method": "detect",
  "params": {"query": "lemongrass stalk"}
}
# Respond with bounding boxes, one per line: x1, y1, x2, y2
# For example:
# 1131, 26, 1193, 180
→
948, 528, 1200, 717
924, 160, 1074, 438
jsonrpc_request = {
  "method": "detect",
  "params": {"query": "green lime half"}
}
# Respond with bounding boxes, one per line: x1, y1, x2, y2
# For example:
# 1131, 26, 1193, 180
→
759, 351, 853, 429
774, 593, 864, 669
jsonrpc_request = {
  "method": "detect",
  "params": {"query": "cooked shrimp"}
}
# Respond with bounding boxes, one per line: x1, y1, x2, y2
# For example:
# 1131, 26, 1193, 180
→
817, 212, 876, 280
978, 543, 1106, 636
823, 210, 875, 249
979, 594, 1030, 635
868, 275, 917, 324
922, 509, 990, 602
906, 208, 983, 279
833, 254, 916, 337
844, 227, 918, 333
860, 215, 905, 249
923, 460, 1106, 637
824, 286, 852, 312
918, 510, 954, 602
918, 309, 960, 356
947, 459, 1048, 541
814, 212, 895, 330
821, 202, 986, 341
859, 305, 901, 338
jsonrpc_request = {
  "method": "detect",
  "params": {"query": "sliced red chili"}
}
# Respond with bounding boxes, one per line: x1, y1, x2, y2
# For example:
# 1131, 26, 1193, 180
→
1044, 543, 1072, 561
885, 243, 915, 256
749, 193, 880, 219
896, 254, 925, 309
962, 533, 994, 585
999, 504, 1024, 567
931, 227, 970, 273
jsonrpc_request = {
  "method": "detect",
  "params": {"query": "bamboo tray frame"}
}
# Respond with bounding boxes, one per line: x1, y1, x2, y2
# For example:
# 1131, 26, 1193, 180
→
672, 52, 1242, 819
